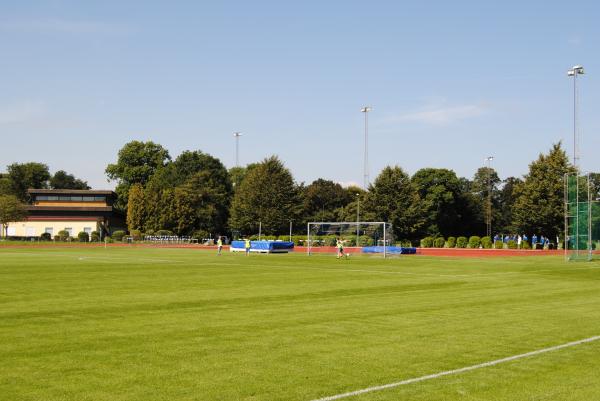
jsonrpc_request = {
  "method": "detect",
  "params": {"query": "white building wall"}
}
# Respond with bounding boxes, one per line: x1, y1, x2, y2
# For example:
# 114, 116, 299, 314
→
3, 221, 100, 238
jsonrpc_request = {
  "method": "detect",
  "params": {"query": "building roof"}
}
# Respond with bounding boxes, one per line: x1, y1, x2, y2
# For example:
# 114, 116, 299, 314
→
25, 206, 115, 212
27, 189, 115, 196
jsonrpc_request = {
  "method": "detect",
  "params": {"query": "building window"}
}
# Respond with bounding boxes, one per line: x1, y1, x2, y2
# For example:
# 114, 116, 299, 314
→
26, 227, 36, 236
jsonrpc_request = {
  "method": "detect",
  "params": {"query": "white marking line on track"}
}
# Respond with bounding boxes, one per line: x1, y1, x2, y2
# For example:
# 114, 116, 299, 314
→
310, 335, 600, 401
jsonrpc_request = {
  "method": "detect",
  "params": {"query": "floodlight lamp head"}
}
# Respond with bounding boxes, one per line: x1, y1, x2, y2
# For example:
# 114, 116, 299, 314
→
568, 65, 584, 75
361, 106, 372, 113
233, 132, 243, 137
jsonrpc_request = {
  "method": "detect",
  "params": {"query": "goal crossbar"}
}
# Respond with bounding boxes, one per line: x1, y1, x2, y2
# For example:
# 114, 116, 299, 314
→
307, 221, 391, 258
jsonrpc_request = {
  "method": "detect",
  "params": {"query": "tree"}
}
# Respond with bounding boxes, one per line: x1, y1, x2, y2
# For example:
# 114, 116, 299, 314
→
0, 195, 27, 237
363, 166, 423, 240
301, 179, 353, 223
105, 141, 171, 210
6, 162, 50, 200
512, 142, 575, 239
0, 174, 12, 196
496, 177, 522, 233
229, 156, 301, 235
126, 184, 146, 232
411, 168, 464, 237
170, 171, 232, 236
470, 167, 501, 234
142, 150, 233, 236
50, 170, 90, 190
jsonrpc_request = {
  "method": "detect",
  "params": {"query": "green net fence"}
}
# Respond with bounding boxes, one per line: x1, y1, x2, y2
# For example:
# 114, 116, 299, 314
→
565, 174, 600, 261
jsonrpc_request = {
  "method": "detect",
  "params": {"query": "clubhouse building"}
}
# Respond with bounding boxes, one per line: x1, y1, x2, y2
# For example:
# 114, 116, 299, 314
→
4, 189, 125, 239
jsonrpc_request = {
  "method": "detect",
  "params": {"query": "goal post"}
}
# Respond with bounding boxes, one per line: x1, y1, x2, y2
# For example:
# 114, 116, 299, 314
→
306, 221, 392, 258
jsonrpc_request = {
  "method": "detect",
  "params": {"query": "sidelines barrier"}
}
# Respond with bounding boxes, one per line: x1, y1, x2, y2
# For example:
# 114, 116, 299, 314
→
230, 240, 295, 253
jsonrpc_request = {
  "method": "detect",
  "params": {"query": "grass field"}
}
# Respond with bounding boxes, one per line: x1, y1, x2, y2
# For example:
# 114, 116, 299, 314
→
2, 247, 600, 401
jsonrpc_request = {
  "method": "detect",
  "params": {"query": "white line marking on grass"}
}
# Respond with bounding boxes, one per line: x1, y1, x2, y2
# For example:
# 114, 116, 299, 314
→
310, 335, 600, 401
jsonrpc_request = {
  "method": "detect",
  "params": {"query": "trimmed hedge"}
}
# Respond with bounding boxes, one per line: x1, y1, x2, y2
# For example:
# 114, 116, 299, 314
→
456, 236, 468, 248
494, 240, 504, 249
40, 232, 52, 241
446, 236, 456, 248
481, 236, 492, 249
77, 231, 89, 242
434, 237, 445, 248
57, 230, 70, 242
112, 230, 126, 241
91, 231, 100, 242
507, 240, 517, 249
420, 237, 434, 248
468, 236, 481, 249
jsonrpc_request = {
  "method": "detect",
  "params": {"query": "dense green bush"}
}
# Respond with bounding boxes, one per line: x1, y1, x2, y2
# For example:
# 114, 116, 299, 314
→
468, 236, 481, 248
507, 240, 517, 249
358, 235, 374, 246
155, 229, 173, 236
345, 236, 357, 247
399, 240, 414, 247
420, 237, 434, 248
494, 240, 504, 249
446, 236, 456, 248
481, 236, 492, 249
130, 229, 143, 241
291, 235, 305, 246
456, 236, 468, 248
57, 230, 70, 242
323, 235, 337, 246
77, 231, 89, 242
434, 237, 445, 248
112, 230, 126, 241
40, 232, 52, 241
91, 231, 100, 242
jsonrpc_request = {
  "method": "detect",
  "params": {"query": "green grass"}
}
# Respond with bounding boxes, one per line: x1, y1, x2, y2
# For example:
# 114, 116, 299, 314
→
1, 247, 600, 401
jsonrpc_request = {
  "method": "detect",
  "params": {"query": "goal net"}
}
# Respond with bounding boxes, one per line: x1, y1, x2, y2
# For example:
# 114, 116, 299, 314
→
306, 221, 393, 257
565, 173, 600, 261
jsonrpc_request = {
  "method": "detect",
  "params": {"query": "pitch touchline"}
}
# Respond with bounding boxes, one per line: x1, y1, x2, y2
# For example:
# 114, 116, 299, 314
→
310, 335, 600, 401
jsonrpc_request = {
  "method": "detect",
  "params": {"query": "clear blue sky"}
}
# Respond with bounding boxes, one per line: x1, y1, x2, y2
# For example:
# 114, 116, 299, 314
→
1, 0, 598, 189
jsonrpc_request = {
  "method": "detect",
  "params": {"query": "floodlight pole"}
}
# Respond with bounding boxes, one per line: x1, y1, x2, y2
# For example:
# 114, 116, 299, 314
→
361, 106, 372, 189
567, 65, 584, 259
233, 132, 243, 167
258, 221, 262, 241
567, 65, 584, 169
485, 156, 494, 238
289, 220, 292, 242
356, 193, 360, 242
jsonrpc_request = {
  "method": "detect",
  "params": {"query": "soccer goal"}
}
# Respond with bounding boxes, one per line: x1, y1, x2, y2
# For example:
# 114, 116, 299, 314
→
306, 221, 393, 258
565, 173, 600, 261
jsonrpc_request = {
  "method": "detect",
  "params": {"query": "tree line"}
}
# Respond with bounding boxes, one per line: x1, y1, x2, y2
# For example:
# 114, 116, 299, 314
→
101, 140, 578, 243
0, 140, 587, 242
